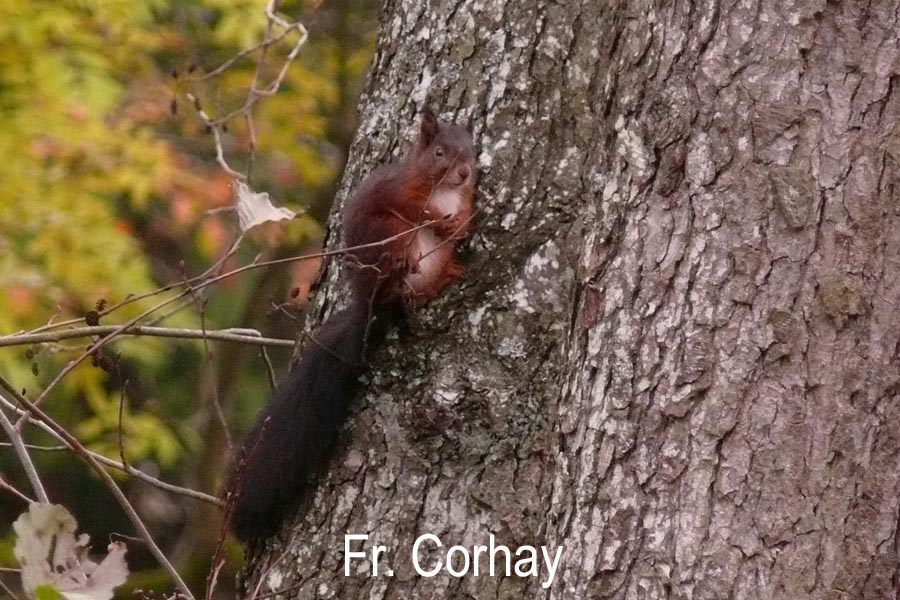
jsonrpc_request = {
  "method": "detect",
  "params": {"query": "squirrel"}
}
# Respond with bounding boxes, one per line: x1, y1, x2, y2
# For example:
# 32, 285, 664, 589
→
226, 108, 476, 542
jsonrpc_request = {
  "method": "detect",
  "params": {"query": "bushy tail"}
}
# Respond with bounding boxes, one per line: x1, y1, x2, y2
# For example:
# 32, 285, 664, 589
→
226, 296, 376, 541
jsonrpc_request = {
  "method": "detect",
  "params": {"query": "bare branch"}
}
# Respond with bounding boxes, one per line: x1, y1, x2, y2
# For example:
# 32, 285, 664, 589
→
0, 475, 35, 504
187, 93, 247, 180
0, 325, 295, 349
198, 299, 234, 451
0, 574, 24, 600
0, 442, 68, 451
261, 346, 277, 390
0, 404, 48, 503
117, 379, 129, 469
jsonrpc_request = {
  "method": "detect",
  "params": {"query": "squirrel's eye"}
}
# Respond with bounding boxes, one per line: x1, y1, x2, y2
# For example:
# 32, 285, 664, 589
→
434, 146, 444, 157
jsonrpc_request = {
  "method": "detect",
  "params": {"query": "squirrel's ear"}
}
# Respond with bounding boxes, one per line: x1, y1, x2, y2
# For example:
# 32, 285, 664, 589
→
420, 107, 439, 146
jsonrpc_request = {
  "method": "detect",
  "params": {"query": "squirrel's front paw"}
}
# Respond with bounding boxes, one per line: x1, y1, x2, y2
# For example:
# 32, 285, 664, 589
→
433, 213, 464, 237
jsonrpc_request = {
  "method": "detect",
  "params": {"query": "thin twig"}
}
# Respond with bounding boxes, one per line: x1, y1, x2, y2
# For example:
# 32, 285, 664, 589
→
187, 93, 247, 180
198, 301, 233, 451
196, 219, 440, 288
0, 574, 24, 600
0, 326, 295, 349
117, 379, 129, 469
200, 233, 245, 280
0, 475, 35, 504
0, 406, 48, 502
242, 6, 273, 182
0, 442, 68, 451
205, 27, 308, 126
260, 347, 277, 389
193, 8, 297, 82
146, 296, 201, 327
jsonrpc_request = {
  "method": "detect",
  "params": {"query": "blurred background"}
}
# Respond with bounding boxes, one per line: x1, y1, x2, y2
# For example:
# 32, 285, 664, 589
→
0, 0, 379, 596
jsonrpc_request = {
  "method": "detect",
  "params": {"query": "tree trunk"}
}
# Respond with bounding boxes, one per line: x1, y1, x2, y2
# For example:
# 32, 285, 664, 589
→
242, 0, 900, 598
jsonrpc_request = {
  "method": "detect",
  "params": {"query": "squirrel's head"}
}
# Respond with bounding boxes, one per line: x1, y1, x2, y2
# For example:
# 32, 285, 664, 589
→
415, 107, 476, 190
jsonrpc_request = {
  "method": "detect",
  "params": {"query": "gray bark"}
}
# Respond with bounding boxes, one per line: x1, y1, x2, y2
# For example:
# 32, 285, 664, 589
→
242, 0, 900, 598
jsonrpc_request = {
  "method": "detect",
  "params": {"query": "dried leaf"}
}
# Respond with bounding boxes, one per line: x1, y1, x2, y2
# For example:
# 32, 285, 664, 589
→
234, 181, 296, 233
13, 503, 129, 600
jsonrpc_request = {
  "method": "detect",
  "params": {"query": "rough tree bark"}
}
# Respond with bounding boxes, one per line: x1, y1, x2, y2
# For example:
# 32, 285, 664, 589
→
242, 0, 900, 598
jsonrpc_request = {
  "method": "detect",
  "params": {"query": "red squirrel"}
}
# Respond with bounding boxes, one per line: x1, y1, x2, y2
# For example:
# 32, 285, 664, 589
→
343, 107, 475, 308
226, 108, 476, 542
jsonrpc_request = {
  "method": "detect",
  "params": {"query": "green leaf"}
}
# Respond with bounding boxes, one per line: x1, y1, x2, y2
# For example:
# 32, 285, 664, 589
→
34, 584, 64, 600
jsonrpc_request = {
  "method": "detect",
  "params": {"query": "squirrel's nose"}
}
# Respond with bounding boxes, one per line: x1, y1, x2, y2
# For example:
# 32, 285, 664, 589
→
457, 164, 471, 181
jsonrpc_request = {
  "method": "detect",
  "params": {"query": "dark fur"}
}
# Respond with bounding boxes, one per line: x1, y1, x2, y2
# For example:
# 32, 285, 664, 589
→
227, 297, 378, 541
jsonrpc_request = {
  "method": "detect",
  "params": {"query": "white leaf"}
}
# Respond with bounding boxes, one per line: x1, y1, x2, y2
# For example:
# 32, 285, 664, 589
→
234, 181, 296, 233
13, 503, 129, 600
